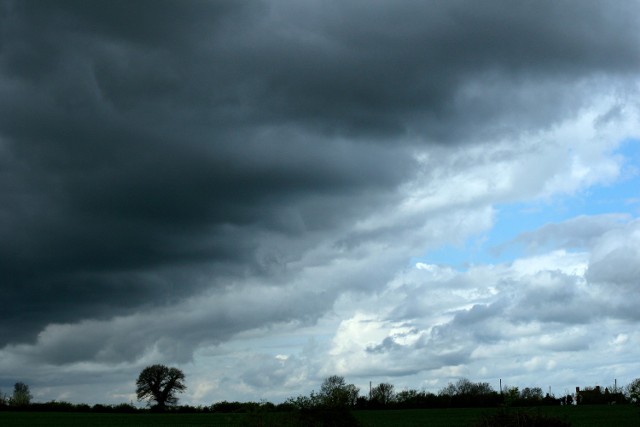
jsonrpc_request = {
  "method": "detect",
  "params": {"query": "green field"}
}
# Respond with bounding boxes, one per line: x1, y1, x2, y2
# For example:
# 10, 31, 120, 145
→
355, 405, 640, 426
0, 412, 252, 427
1, 406, 638, 427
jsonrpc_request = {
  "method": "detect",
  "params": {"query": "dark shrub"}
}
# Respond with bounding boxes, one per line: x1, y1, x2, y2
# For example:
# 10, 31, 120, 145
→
212, 400, 261, 413
112, 403, 138, 413
91, 403, 109, 412
275, 402, 297, 412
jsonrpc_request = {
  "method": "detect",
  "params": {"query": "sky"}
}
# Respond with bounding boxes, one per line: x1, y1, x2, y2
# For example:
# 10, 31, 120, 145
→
1, 0, 640, 405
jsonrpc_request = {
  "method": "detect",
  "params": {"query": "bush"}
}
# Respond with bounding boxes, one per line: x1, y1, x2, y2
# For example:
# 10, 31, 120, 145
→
212, 400, 262, 413
112, 403, 138, 413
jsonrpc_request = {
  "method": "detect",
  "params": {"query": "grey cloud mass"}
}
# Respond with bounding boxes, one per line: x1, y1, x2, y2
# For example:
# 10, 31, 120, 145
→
1, 0, 640, 404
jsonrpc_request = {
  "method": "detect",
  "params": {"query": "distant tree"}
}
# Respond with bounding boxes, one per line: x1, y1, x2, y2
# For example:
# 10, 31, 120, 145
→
394, 389, 441, 409
438, 382, 458, 397
136, 364, 186, 410
628, 378, 640, 405
502, 386, 519, 407
344, 384, 360, 407
318, 375, 359, 408
471, 381, 494, 396
284, 393, 319, 410
439, 378, 494, 397
520, 387, 543, 401
370, 383, 395, 406
455, 378, 477, 395
562, 394, 574, 405
439, 378, 499, 407
11, 382, 32, 407
395, 389, 418, 404
285, 376, 361, 427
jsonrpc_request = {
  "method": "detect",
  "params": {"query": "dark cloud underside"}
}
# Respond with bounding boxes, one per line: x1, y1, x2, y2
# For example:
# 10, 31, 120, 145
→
1, 0, 639, 348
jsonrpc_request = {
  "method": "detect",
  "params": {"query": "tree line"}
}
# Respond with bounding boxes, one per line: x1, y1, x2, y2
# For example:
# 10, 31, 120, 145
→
2, 365, 640, 413
282, 376, 631, 411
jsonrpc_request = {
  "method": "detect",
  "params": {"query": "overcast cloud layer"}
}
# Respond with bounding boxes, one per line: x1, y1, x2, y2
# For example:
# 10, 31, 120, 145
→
1, 0, 640, 404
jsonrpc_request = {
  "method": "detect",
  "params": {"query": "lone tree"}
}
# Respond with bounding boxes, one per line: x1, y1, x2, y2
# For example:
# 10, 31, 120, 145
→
136, 365, 186, 410
11, 382, 32, 407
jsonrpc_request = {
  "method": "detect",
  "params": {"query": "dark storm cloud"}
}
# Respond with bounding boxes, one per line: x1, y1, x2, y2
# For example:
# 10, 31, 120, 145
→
1, 0, 639, 352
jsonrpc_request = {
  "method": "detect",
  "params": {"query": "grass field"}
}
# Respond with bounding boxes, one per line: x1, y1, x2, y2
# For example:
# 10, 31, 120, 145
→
0, 412, 253, 427
355, 405, 640, 426
1, 405, 638, 426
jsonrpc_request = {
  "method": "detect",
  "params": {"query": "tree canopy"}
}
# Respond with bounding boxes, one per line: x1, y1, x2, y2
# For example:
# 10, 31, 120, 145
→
136, 364, 186, 410
438, 378, 494, 397
628, 378, 640, 404
370, 382, 395, 406
318, 375, 359, 408
11, 382, 32, 407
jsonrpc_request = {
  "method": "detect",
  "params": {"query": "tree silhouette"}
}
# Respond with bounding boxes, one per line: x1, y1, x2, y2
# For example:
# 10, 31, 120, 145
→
520, 387, 543, 401
628, 377, 640, 404
439, 378, 498, 407
371, 382, 395, 406
136, 364, 186, 410
318, 375, 359, 408
439, 378, 494, 397
11, 382, 32, 407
